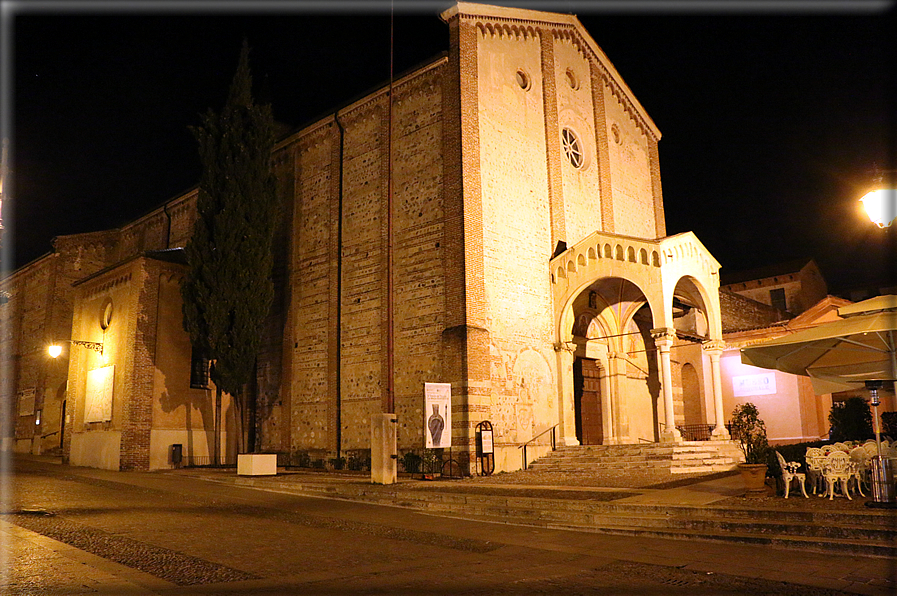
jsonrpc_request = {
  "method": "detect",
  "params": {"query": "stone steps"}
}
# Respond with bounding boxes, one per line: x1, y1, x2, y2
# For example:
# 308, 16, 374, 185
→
210, 469, 897, 558
528, 442, 743, 475
410, 493, 897, 558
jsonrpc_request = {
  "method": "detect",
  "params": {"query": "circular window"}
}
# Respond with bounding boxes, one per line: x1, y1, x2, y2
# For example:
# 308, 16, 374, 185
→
100, 300, 113, 330
515, 69, 531, 90
565, 68, 579, 90
561, 128, 584, 169
611, 123, 622, 145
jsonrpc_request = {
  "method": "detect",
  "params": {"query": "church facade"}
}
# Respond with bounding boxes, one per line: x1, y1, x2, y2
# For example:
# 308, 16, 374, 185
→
2, 3, 730, 472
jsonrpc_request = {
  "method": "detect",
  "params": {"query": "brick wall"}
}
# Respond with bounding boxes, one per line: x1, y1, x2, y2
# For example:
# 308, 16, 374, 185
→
719, 289, 789, 333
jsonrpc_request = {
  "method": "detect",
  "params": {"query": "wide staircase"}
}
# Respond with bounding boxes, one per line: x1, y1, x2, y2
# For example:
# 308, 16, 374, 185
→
527, 441, 743, 477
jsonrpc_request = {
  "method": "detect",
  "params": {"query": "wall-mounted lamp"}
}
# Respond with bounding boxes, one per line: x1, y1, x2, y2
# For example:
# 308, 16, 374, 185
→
48, 339, 104, 358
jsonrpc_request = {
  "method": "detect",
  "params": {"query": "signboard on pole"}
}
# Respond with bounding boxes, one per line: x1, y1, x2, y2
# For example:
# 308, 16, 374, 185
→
424, 382, 451, 448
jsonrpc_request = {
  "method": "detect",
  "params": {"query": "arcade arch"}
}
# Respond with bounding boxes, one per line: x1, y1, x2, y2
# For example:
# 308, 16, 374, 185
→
550, 231, 729, 446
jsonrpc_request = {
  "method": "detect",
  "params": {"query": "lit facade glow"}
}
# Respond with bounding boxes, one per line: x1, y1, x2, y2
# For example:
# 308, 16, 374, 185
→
860, 188, 897, 228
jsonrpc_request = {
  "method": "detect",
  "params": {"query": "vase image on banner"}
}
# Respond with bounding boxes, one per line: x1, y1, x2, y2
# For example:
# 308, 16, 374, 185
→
424, 382, 452, 448
427, 405, 444, 446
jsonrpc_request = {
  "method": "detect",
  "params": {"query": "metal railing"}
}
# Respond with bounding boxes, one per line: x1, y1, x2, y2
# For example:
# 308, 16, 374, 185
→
519, 424, 558, 470
183, 454, 237, 468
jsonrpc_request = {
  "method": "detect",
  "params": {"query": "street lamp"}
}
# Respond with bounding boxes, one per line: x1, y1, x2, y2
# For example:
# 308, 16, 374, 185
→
860, 167, 897, 228
860, 189, 897, 228
48, 339, 104, 358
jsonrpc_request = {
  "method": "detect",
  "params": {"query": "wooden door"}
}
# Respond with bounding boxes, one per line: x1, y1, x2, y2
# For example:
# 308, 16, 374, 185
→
574, 358, 603, 445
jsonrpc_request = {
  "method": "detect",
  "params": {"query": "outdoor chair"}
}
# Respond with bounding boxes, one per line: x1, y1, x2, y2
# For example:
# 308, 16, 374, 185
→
849, 447, 870, 494
775, 450, 808, 498
805, 447, 826, 495
822, 451, 854, 500
863, 442, 879, 457
832, 442, 850, 453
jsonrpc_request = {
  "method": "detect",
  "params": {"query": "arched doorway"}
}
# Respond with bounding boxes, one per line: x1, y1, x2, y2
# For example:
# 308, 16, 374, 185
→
573, 357, 602, 444
567, 278, 660, 445
681, 363, 703, 426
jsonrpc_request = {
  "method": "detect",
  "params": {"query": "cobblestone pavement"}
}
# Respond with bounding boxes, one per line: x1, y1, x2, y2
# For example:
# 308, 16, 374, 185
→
2, 457, 894, 595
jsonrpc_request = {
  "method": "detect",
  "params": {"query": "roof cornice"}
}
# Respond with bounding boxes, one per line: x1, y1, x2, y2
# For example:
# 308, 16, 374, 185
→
441, 2, 660, 139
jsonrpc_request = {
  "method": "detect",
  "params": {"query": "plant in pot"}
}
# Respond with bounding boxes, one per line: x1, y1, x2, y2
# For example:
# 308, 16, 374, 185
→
730, 402, 770, 495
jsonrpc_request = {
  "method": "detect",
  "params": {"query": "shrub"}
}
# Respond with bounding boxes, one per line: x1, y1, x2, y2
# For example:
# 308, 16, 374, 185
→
828, 397, 873, 442
347, 450, 370, 472
730, 402, 769, 465
881, 411, 897, 438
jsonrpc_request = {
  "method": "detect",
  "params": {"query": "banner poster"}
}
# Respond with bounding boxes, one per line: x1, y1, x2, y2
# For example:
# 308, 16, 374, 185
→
424, 382, 452, 449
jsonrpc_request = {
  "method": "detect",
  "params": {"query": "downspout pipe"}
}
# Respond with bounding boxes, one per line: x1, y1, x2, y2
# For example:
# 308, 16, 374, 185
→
334, 113, 345, 459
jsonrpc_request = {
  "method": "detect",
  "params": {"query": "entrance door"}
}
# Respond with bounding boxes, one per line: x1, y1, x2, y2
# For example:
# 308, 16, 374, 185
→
574, 358, 603, 445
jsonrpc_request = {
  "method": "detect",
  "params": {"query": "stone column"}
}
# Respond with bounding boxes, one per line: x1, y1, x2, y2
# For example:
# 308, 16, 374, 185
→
703, 340, 730, 439
554, 341, 579, 447
652, 328, 682, 443
606, 352, 624, 444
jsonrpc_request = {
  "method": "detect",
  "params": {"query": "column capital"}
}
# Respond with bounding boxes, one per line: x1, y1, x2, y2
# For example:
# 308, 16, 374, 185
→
650, 327, 676, 347
702, 339, 727, 354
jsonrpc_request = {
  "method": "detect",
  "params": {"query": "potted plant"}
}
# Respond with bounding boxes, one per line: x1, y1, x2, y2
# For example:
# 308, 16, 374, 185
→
730, 402, 770, 495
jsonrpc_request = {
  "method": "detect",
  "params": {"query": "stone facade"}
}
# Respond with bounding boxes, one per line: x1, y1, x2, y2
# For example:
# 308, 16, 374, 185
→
2, 3, 731, 472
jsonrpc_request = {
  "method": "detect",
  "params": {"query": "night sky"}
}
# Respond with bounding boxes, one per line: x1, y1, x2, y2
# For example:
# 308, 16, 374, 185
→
6, 1, 896, 293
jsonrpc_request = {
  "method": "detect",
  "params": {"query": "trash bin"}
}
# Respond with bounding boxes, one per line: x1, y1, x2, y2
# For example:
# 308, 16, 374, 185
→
870, 456, 896, 503
170, 443, 183, 467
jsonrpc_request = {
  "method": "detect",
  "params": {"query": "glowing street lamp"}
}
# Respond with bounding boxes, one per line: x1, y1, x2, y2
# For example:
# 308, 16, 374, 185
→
860, 188, 897, 228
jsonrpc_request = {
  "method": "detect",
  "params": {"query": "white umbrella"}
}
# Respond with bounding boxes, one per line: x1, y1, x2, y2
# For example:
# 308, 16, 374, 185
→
741, 296, 897, 487
741, 295, 897, 395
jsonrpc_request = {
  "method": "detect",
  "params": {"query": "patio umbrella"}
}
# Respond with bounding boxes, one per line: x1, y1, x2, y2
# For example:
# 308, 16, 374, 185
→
741, 295, 897, 395
740, 295, 897, 465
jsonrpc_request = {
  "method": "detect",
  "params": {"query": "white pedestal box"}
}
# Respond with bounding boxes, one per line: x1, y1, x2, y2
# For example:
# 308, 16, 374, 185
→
237, 453, 277, 476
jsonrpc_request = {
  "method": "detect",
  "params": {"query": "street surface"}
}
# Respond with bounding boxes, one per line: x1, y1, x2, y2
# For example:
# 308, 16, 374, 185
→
2, 457, 892, 595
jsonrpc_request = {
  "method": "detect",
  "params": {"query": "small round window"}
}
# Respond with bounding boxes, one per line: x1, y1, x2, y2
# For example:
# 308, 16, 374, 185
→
611, 123, 622, 145
561, 128, 584, 169
515, 69, 531, 91
565, 68, 579, 90
100, 299, 113, 330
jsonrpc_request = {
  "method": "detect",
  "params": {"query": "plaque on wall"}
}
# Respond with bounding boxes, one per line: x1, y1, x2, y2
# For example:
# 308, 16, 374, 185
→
85, 365, 114, 423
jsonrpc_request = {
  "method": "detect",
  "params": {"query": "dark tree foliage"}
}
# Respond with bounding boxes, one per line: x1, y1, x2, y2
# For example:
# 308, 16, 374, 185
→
828, 397, 874, 442
181, 41, 278, 437
882, 411, 897, 438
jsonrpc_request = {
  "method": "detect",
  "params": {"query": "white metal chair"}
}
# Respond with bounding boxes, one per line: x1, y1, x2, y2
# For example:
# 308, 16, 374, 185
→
805, 447, 826, 495
848, 447, 869, 496
832, 442, 850, 453
775, 451, 808, 498
822, 451, 854, 500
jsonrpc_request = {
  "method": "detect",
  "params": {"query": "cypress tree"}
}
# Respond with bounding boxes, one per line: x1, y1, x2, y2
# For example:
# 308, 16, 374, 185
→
182, 41, 278, 459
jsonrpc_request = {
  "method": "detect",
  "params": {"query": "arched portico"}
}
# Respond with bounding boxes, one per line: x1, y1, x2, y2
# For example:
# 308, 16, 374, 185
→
551, 230, 727, 445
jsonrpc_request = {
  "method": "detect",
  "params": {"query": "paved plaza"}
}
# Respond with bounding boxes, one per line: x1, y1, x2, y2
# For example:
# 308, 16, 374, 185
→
2, 455, 895, 595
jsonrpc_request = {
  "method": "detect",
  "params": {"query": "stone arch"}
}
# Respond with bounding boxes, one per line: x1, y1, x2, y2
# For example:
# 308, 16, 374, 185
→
670, 274, 721, 341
